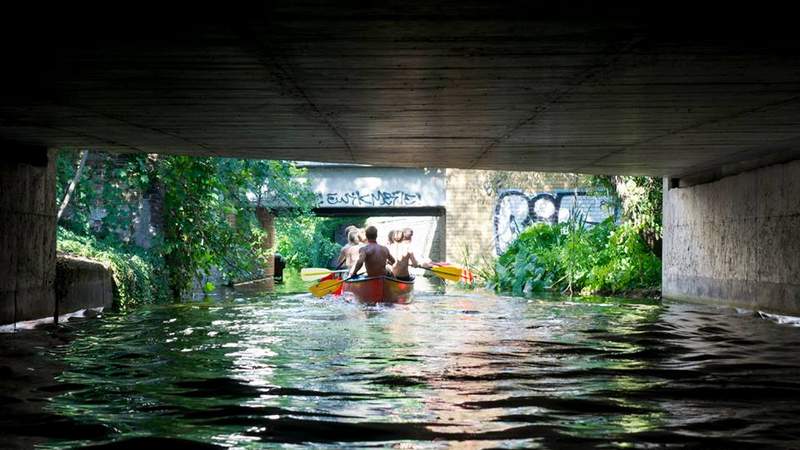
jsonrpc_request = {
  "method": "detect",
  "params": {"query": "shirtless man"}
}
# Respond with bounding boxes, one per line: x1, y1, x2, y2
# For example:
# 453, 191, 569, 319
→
350, 225, 395, 278
391, 228, 432, 281
337, 229, 361, 270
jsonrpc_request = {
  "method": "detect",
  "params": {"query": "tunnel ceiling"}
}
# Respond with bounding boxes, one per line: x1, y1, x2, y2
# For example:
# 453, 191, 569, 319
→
2, 2, 800, 177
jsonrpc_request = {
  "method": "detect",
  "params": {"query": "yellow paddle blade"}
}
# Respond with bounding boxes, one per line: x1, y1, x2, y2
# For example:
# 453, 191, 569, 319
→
301, 267, 333, 282
431, 267, 461, 281
431, 265, 475, 283
309, 278, 344, 297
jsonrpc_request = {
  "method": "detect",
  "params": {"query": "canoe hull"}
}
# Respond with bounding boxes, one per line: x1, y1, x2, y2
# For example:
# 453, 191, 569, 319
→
342, 276, 414, 304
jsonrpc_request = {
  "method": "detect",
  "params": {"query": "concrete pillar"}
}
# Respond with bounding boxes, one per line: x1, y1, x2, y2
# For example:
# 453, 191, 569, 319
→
255, 206, 275, 290
431, 213, 446, 263
0, 146, 57, 324
662, 159, 800, 314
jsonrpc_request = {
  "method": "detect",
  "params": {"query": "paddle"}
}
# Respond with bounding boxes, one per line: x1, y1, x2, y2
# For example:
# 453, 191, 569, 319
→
309, 276, 353, 298
300, 267, 348, 282
425, 263, 475, 283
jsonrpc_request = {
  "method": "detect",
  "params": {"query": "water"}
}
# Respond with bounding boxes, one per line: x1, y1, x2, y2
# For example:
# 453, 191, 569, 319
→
2, 288, 800, 449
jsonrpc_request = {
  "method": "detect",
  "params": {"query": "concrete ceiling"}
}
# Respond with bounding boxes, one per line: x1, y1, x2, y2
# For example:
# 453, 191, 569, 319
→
2, 2, 800, 177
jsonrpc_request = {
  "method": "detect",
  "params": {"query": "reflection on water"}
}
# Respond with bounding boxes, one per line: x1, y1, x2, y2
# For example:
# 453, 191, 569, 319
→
2, 289, 800, 449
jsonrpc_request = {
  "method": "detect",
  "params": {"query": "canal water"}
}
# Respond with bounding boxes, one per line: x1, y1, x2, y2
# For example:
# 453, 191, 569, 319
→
2, 285, 800, 449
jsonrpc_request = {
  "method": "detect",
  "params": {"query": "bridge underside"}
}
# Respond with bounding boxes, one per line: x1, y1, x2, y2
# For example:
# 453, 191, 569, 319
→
3, 2, 800, 322
2, 2, 800, 178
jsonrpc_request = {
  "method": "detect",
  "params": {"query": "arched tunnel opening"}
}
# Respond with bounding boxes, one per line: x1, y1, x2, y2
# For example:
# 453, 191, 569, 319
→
2, 2, 800, 447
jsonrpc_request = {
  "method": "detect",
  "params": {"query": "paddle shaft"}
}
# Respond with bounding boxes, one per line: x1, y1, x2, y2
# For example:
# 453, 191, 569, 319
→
301, 268, 349, 281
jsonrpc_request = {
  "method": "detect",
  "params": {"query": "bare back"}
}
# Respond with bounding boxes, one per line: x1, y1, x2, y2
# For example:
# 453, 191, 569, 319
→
391, 242, 418, 278
337, 244, 352, 269
345, 244, 361, 268
352, 241, 395, 277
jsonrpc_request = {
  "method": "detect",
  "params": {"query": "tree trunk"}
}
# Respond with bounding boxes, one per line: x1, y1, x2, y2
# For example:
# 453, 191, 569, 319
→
57, 150, 89, 221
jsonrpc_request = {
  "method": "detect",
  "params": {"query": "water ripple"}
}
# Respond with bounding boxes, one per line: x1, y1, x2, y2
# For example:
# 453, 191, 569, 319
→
1, 293, 799, 449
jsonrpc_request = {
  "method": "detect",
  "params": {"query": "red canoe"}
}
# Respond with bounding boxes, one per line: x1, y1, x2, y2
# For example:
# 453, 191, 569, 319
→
342, 275, 414, 304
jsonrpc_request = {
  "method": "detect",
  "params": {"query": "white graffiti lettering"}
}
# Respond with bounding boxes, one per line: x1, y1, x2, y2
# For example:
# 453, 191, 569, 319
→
316, 190, 423, 207
493, 190, 616, 254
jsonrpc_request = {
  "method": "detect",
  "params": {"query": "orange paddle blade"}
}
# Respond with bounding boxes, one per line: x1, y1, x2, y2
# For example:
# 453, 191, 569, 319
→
309, 278, 345, 297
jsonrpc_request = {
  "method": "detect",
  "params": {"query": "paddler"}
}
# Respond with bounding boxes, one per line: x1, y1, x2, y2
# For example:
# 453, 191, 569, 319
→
350, 225, 395, 278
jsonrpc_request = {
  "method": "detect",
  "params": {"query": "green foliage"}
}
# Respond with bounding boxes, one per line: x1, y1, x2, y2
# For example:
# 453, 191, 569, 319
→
589, 175, 663, 251
56, 150, 317, 299
491, 217, 660, 297
57, 227, 170, 309
57, 151, 152, 239
157, 156, 317, 295
158, 156, 228, 295
275, 216, 353, 269
583, 225, 662, 294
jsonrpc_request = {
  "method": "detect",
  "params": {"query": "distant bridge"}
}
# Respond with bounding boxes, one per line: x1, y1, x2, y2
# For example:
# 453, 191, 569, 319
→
301, 163, 447, 262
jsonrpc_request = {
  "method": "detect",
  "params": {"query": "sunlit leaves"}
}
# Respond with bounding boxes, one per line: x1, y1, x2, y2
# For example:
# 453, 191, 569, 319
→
56, 150, 317, 299
491, 218, 660, 297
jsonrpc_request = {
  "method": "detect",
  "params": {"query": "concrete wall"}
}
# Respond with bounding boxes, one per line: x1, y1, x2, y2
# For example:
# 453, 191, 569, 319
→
1, 148, 116, 325
306, 166, 446, 209
663, 160, 800, 314
55, 255, 113, 318
0, 147, 57, 324
365, 215, 445, 263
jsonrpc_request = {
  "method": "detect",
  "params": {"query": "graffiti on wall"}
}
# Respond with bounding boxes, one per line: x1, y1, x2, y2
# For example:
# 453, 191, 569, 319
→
493, 189, 616, 254
316, 190, 423, 207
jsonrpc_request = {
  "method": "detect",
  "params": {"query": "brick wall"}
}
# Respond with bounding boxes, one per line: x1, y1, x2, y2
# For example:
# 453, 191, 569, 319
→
445, 169, 585, 263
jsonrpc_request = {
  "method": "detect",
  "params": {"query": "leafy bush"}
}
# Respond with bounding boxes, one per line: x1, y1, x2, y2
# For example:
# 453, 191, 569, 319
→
56, 151, 153, 239
275, 216, 347, 269
491, 217, 660, 297
57, 227, 170, 309
584, 225, 662, 294
589, 175, 663, 253
56, 150, 317, 297
157, 156, 318, 293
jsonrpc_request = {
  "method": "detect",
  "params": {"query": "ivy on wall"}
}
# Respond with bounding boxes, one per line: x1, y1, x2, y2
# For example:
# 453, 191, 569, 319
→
56, 152, 153, 240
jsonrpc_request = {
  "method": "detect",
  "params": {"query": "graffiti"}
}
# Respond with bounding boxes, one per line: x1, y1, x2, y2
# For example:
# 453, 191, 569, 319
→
493, 190, 616, 254
316, 190, 423, 207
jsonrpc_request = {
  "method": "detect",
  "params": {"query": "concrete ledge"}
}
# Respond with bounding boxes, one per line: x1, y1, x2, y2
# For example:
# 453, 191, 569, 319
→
664, 271, 800, 315
55, 254, 113, 319
233, 277, 274, 292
